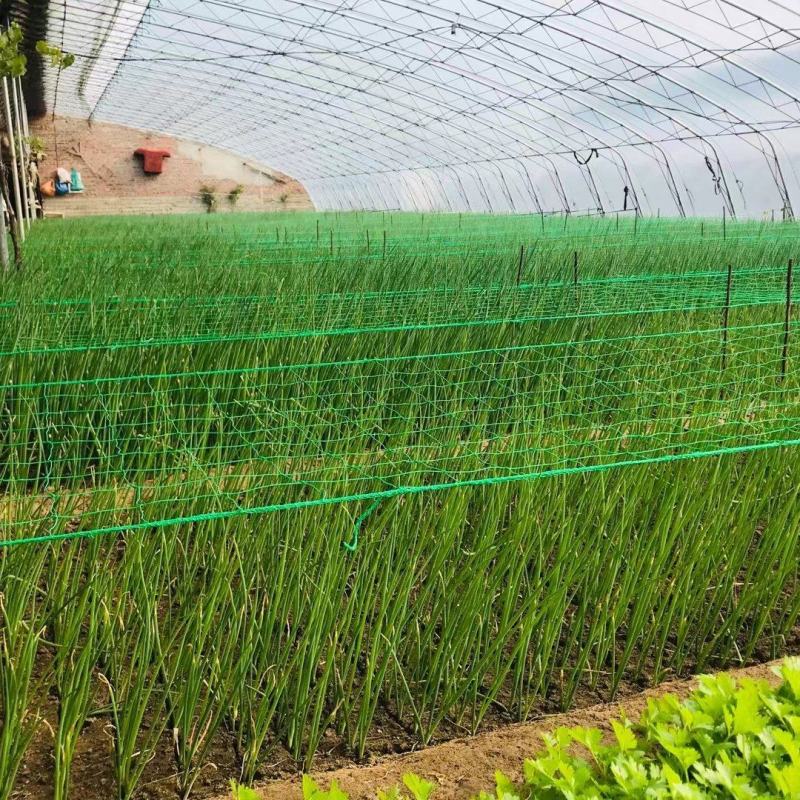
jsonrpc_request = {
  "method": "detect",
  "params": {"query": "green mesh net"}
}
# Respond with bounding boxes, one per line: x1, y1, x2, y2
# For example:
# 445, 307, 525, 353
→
1, 266, 798, 546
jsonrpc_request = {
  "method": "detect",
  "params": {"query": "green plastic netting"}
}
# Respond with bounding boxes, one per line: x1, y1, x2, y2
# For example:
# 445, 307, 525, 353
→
1, 269, 798, 547
1, 266, 796, 356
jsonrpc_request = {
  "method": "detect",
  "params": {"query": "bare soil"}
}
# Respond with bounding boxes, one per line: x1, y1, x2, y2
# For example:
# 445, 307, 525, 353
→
13, 652, 795, 800
237, 660, 785, 800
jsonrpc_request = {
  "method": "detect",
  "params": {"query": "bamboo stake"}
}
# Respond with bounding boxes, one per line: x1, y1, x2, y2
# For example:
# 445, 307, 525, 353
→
14, 76, 34, 226
0, 192, 9, 272
11, 76, 29, 229
2, 77, 24, 243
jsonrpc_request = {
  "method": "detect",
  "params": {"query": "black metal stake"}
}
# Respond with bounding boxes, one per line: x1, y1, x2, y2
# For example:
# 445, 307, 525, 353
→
573, 250, 579, 286
383, 230, 387, 260
781, 258, 794, 381
366, 229, 370, 253
330, 229, 334, 256
316, 219, 320, 244
721, 263, 733, 390
516, 243, 525, 286
723, 206, 727, 240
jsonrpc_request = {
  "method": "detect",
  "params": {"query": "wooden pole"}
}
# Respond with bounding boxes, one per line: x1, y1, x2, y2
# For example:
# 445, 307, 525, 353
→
13, 77, 32, 227
10, 76, 28, 229
0, 192, 9, 272
2, 77, 24, 243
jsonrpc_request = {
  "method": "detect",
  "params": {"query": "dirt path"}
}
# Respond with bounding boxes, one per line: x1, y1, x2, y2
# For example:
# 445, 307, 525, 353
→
236, 660, 784, 800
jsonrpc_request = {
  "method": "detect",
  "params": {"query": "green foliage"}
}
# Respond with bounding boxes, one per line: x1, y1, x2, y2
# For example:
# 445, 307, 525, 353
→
199, 184, 218, 212
1, 214, 800, 800
508, 659, 800, 799
305, 661, 800, 800
228, 184, 245, 207
302, 774, 435, 800
230, 780, 261, 800
303, 775, 349, 800
0, 23, 27, 77
23, 134, 46, 161
35, 40, 75, 70
401, 774, 436, 800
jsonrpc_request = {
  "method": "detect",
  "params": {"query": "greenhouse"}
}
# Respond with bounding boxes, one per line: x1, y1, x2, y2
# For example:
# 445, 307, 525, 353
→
0, 2, 799, 800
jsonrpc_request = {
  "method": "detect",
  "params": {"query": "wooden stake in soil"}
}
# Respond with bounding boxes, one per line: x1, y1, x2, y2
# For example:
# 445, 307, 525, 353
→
0, 195, 9, 271
516, 244, 525, 286
781, 258, 794, 381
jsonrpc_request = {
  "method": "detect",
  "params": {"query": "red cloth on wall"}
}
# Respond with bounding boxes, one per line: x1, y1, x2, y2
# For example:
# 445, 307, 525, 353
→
134, 148, 171, 174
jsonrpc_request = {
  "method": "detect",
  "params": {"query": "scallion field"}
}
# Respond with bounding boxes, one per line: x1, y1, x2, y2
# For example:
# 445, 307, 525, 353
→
1, 212, 799, 800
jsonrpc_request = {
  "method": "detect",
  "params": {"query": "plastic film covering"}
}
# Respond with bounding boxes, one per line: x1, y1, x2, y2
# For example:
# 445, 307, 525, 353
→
22, 0, 800, 217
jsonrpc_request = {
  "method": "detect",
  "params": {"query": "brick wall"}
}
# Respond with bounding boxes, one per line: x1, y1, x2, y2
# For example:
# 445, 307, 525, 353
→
31, 116, 314, 217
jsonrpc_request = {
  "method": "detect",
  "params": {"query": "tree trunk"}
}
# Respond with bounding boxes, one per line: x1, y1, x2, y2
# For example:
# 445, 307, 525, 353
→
0, 193, 8, 273
0, 159, 22, 269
